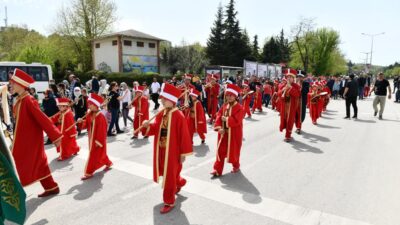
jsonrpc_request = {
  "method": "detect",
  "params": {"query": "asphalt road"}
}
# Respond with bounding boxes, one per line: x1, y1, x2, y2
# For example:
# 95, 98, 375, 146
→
10, 95, 400, 225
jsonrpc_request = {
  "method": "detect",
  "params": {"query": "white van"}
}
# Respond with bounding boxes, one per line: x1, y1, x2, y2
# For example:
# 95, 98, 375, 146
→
0, 62, 53, 98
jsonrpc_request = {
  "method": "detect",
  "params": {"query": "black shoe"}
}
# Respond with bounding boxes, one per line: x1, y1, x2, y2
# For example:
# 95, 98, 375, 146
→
344, 116, 350, 119
379, 115, 383, 120
116, 130, 124, 134
352, 116, 357, 119
131, 136, 137, 139
144, 136, 149, 139
374, 111, 378, 117
107, 133, 116, 137
201, 139, 205, 144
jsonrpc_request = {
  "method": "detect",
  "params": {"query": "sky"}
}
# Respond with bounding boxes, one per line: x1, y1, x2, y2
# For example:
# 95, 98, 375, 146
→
0, 0, 399, 66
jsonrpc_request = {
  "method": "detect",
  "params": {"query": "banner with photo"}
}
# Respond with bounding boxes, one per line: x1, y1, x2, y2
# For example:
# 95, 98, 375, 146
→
267, 64, 276, 78
243, 60, 258, 77
275, 65, 282, 78
257, 64, 268, 77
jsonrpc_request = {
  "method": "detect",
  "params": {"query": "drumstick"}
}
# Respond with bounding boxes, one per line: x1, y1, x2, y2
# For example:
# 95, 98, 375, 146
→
133, 108, 165, 134
65, 111, 90, 132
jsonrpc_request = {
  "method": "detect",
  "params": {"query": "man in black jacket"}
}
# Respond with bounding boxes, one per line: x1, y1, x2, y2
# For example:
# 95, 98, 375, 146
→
343, 74, 359, 119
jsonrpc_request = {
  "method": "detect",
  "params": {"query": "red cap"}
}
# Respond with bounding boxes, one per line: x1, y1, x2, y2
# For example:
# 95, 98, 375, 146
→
56, 98, 70, 106
283, 68, 297, 78
88, 93, 104, 107
189, 88, 200, 97
225, 84, 241, 97
135, 86, 145, 93
160, 83, 181, 104
10, 68, 35, 88
242, 81, 249, 87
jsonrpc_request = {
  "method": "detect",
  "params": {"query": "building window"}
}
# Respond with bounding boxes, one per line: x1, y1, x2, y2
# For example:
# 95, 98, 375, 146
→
124, 40, 132, 46
112, 40, 118, 46
149, 43, 156, 48
137, 41, 144, 47
95, 43, 100, 48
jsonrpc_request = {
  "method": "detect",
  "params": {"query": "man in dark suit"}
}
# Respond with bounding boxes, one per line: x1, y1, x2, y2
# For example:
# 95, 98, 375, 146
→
343, 74, 359, 119
295, 71, 310, 134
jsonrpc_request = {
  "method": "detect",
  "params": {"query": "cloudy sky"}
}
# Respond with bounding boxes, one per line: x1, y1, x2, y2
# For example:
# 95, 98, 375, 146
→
0, 0, 399, 66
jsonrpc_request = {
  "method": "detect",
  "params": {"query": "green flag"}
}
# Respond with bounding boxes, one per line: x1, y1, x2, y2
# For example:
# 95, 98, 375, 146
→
0, 143, 26, 225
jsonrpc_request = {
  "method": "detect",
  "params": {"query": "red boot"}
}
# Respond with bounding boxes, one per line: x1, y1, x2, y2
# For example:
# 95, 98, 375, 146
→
38, 187, 60, 198
160, 205, 174, 214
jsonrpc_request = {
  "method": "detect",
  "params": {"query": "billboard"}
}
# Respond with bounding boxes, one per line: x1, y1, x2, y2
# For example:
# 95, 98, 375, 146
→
243, 60, 257, 77
275, 65, 282, 78
257, 64, 268, 77
267, 64, 276, 78
122, 55, 158, 74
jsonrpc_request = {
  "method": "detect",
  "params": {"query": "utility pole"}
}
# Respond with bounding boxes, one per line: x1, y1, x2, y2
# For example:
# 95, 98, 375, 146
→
361, 32, 385, 66
361, 52, 369, 66
4, 6, 8, 27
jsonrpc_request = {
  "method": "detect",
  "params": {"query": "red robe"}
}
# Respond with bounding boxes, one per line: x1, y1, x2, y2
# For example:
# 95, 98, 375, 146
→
308, 91, 320, 124
278, 83, 301, 139
81, 111, 113, 176
205, 84, 220, 121
213, 102, 243, 175
242, 90, 252, 118
12, 93, 62, 186
132, 96, 149, 137
143, 108, 193, 206
322, 87, 331, 111
252, 89, 263, 112
50, 109, 80, 160
187, 100, 207, 142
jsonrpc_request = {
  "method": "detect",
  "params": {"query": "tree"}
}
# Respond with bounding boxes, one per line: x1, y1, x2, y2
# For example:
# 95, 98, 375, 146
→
250, 35, 260, 61
206, 4, 225, 65
310, 28, 340, 75
161, 41, 209, 75
54, 0, 117, 72
277, 29, 291, 63
261, 37, 280, 63
223, 0, 250, 66
291, 17, 316, 73
17, 46, 51, 64
0, 26, 46, 61
239, 29, 253, 62
290, 18, 345, 75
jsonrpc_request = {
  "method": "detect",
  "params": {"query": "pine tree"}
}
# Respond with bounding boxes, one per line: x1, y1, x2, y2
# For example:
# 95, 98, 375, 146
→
206, 4, 225, 65
239, 29, 253, 62
223, 0, 248, 66
277, 29, 291, 63
261, 37, 280, 63
251, 35, 260, 61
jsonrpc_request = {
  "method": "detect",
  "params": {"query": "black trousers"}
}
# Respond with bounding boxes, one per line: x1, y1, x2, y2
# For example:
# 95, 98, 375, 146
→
151, 93, 160, 109
345, 96, 358, 117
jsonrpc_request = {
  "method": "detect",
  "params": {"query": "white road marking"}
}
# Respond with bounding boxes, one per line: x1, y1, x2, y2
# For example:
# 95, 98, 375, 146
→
76, 149, 374, 225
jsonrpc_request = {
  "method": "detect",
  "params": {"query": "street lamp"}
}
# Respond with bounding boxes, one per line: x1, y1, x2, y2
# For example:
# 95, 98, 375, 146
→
361, 32, 385, 66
